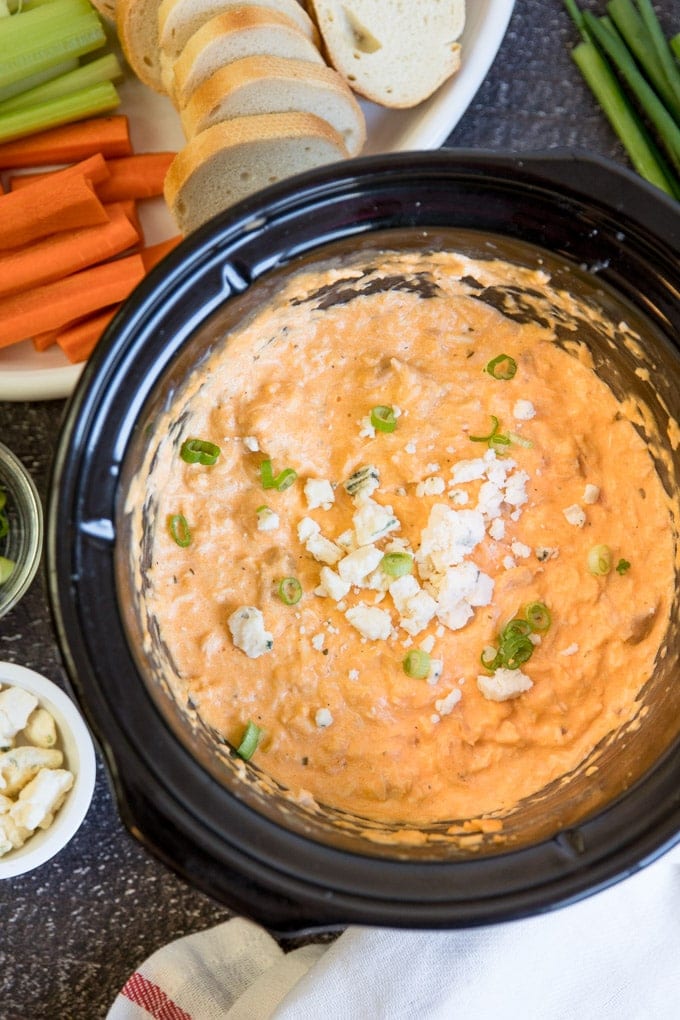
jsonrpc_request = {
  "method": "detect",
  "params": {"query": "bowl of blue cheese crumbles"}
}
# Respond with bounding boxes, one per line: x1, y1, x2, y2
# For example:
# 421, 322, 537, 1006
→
0, 662, 96, 877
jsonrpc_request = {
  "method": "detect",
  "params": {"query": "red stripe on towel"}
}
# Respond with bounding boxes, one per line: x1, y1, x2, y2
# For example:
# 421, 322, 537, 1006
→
121, 971, 192, 1020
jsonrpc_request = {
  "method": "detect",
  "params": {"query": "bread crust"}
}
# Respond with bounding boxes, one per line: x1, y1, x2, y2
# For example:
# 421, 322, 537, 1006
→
164, 111, 348, 232
180, 54, 366, 155
158, 0, 320, 60
172, 6, 325, 104
116, 0, 165, 92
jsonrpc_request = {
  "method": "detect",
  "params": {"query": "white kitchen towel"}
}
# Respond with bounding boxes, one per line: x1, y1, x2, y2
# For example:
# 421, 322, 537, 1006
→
108, 842, 680, 1020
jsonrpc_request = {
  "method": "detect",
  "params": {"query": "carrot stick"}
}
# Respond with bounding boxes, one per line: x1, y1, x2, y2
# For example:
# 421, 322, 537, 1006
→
32, 328, 59, 352
7, 151, 111, 191
0, 203, 139, 298
0, 253, 145, 348
0, 172, 109, 250
112, 198, 143, 237
55, 304, 121, 363
95, 152, 175, 202
0, 115, 131, 168
140, 235, 182, 271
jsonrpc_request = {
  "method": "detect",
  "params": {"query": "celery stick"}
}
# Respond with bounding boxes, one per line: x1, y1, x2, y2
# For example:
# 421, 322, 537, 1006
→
0, 54, 123, 113
0, 0, 92, 38
0, 80, 119, 142
583, 10, 680, 173
606, 0, 680, 121
0, 58, 77, 104
636, 0, 680, 119
571, 39, 680, 197
0, 10, 106, 91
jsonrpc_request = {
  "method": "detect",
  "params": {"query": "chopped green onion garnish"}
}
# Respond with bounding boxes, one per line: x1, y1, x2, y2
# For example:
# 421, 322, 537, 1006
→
180, 438, 221, 465
502, 636, 534, 669
381, 551, 414, 578
403, 648, 431, 679
236, 720, 262, 761
501, 618, 532, 640
616, 558, 632, 575
370, 405, 397, 433
0, 511, 8, 540
486, 354, 518, 380
524, 601, 552, 632
488, 432, 512, 454
507, 432, 533, 449
470, 415, 500, 443
0, 555, 15, 584
260, 459, 297, 491
168, 513, 191, 548
482, 603, 552, 672
587, 544, 613, 576
480, 645, 502, 670
277, 576, 302, 605
273, 468, 297, 491
0, 490, 6, 512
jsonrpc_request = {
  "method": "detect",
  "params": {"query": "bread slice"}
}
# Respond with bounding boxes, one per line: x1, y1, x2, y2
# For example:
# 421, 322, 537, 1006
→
180, 54, 366, 155
164, 111, 348, 234
307, 0, 466, 108
116, 0, 165, 92
170, 6, 325, 105
158, 0, 320, 63
90, 0, 117, 21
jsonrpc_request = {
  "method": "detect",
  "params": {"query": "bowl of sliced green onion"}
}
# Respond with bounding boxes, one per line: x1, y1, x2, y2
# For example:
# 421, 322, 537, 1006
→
0, 442, 43, 620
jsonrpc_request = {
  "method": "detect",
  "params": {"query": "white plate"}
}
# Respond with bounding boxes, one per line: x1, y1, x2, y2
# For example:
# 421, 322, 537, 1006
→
0, 0, 515, 402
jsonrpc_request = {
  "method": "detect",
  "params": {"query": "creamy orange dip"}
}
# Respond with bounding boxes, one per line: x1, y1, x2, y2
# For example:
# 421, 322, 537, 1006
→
132, 250, 676, 826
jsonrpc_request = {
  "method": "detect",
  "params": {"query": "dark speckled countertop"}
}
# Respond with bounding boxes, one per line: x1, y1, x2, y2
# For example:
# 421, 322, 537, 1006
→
1, 1, 678, 1016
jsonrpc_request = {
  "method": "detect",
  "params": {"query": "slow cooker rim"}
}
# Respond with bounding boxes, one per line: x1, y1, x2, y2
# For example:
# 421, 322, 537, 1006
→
47, 149, 680, 931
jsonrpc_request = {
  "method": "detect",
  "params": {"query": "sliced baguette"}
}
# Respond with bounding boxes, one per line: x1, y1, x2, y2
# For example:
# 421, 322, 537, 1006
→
116, 0, 165, 92
164, 111, 348, 234
307, 0, 466, 108
90, 0, 117, 21
180, 54, 365, 155
170, 6, 325, 105
158, 0, 320, 63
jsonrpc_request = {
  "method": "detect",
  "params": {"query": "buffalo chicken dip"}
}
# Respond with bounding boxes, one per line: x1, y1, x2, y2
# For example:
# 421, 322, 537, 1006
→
130, 250, 676, 826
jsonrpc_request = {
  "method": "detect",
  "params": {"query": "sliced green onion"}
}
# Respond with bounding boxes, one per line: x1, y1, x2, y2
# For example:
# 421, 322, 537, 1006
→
480, 645, 502, 671
180, 437, 221, 465
501, 636, 534, 669
403, 649, 431, 679
0, 490, 6, 512
381, 551, 414, 578
0, 555, 15, 584
616, 558, 632, 575
236, 720, 262, 761
524, 601, 552, 632
507, 431, 533, 449
273, 467, 297, 491
501, 618, 532, 640
277, 576, 302, 605
486, 354, 518, 380
488, 432, 512, 455
470, 415, 500, 443
168, 513, 191, 548
482, 603, 552, 672
370, 405, 397, 433
260, 459, 297, 491
0, 511, 8, 540
587, 543, 613, 575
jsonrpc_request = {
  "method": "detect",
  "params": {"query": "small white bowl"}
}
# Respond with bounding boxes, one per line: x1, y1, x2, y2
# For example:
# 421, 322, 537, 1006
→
0, 662, 96, 878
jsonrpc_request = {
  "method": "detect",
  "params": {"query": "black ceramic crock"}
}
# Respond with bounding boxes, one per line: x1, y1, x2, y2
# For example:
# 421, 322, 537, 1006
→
47, 151, 680, 934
